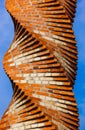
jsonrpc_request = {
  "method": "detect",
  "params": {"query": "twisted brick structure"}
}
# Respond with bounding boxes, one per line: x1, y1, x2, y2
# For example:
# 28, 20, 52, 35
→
0, 0, 79, 129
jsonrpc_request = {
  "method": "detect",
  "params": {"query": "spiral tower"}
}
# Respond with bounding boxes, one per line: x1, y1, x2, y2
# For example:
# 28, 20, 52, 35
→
0, 0, 79, 129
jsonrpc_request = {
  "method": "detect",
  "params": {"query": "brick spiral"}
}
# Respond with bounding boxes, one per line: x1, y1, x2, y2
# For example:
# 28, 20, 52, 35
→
0, 0, 79, 129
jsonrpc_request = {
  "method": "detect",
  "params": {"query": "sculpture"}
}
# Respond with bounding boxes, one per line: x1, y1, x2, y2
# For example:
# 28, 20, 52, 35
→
0, 0, 79, 129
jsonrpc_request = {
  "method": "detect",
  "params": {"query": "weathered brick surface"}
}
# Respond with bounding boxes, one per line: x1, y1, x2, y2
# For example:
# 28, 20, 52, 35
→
0, 0, 79, 129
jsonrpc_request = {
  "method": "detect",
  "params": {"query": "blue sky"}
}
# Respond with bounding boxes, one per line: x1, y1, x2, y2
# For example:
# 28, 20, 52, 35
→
0, 0, 85, 129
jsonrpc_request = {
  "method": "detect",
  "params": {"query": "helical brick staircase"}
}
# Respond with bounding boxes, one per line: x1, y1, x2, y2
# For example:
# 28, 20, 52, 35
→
0, 0, 79, 129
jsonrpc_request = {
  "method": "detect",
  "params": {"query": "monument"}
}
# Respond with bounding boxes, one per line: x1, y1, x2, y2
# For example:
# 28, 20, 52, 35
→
0, 0, 79, 129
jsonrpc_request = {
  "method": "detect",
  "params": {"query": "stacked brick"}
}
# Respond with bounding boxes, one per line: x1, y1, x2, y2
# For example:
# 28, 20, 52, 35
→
0, 0, 79, 129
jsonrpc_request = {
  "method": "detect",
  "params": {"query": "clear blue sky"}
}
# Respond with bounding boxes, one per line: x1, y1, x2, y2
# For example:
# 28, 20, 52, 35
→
0, 0, 85, 129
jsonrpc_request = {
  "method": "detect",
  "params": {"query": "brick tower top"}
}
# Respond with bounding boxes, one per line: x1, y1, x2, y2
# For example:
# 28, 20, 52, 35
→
0, 0, 79, 129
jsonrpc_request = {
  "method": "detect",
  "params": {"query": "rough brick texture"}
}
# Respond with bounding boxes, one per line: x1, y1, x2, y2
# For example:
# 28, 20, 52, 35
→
0, 0, 79, 129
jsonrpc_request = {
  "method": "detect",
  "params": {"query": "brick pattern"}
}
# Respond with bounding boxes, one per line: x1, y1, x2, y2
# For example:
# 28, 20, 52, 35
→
0, 0, 79, 130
